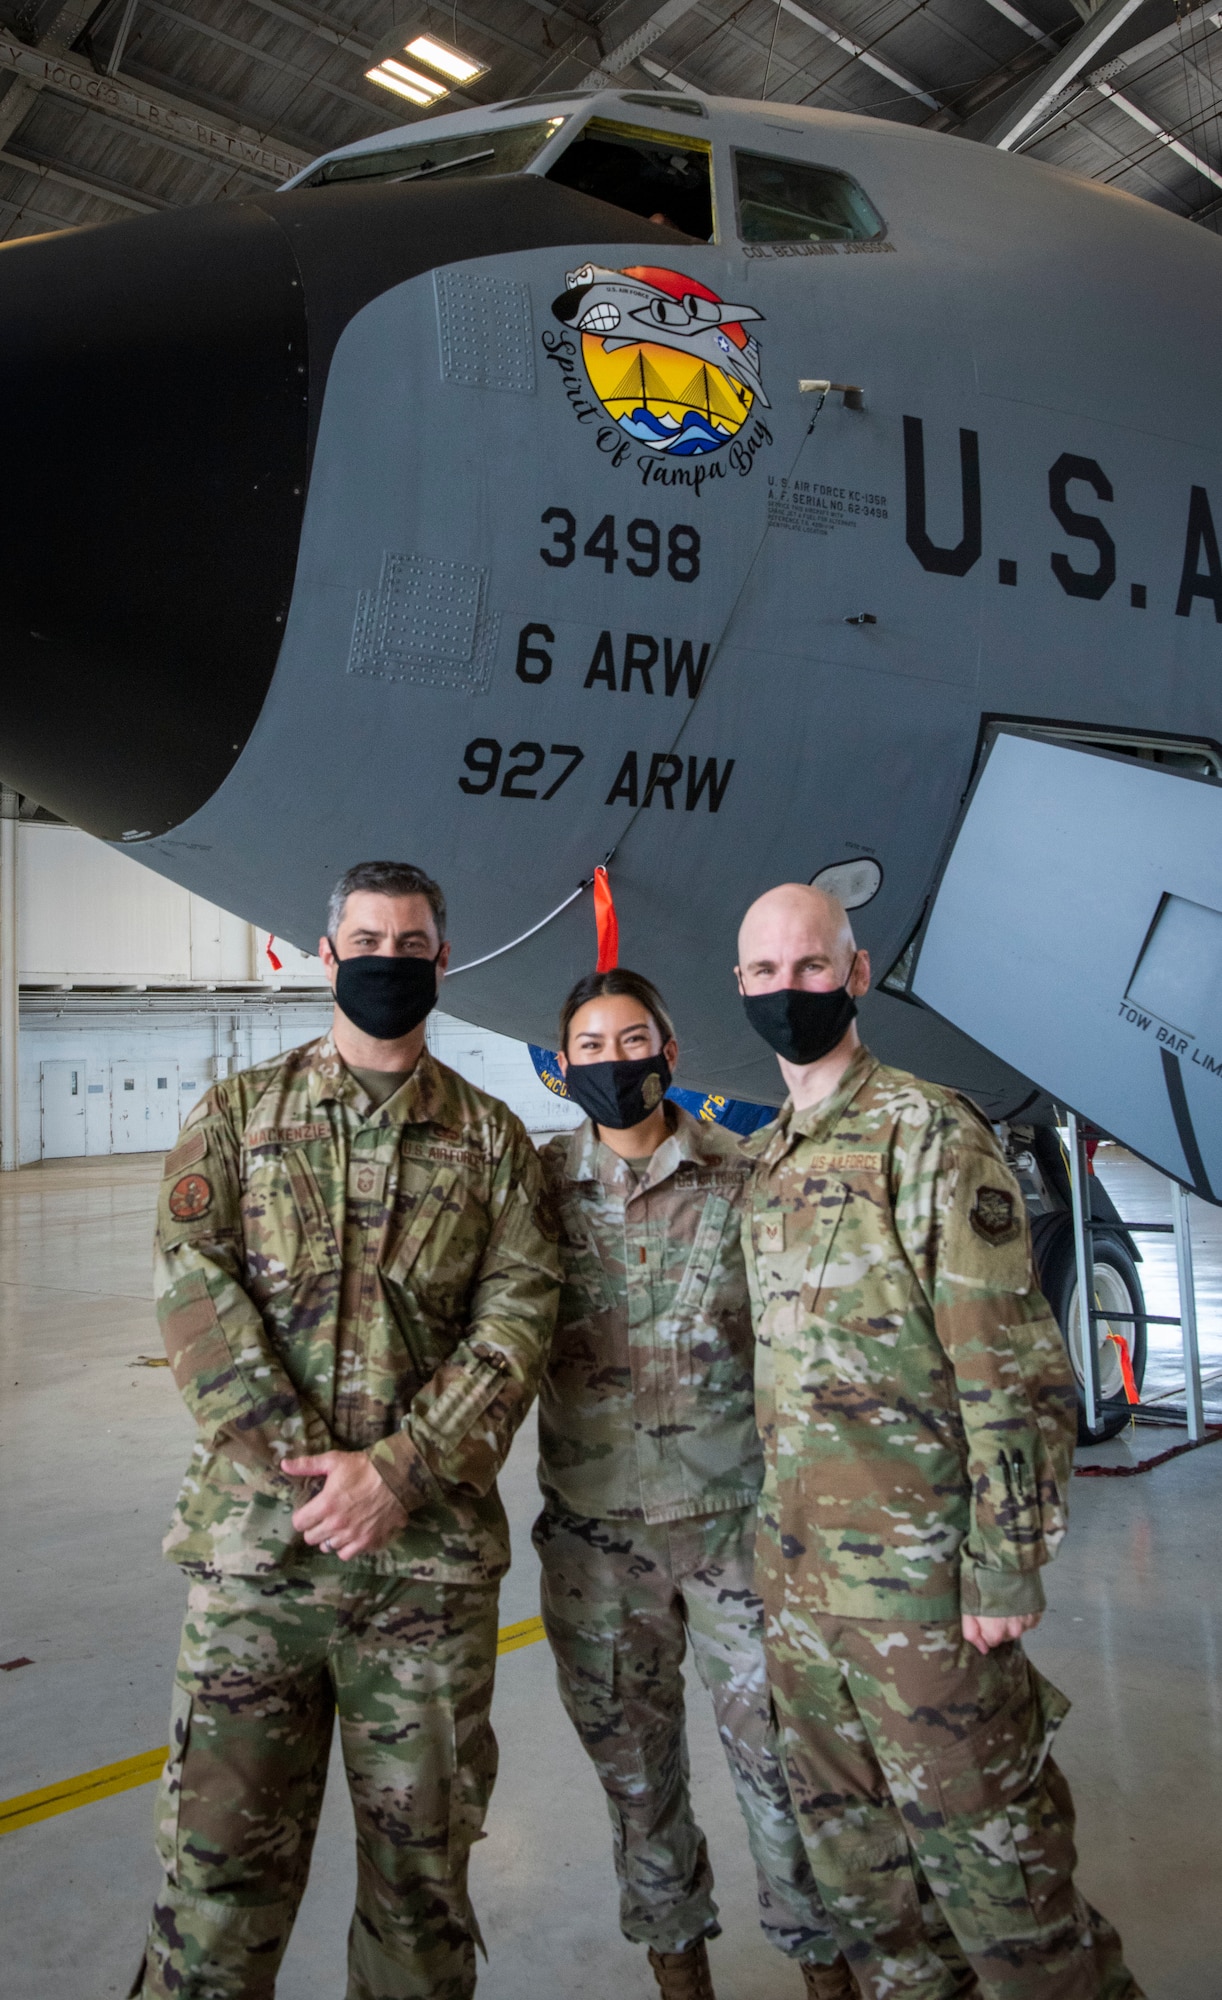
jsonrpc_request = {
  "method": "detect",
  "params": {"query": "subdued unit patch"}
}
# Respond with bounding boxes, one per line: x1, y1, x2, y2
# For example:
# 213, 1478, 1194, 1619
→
969, 1185, 1020, 1245
434, 267, 536, 394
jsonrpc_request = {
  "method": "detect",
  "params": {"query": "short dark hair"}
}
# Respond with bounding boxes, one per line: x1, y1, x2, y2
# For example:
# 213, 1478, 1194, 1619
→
559, 968, 676, 1053
327, 862, 446, 944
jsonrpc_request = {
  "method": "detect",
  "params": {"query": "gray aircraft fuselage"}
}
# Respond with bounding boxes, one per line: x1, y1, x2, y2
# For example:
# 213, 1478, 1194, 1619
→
2, 89, 1220, 1124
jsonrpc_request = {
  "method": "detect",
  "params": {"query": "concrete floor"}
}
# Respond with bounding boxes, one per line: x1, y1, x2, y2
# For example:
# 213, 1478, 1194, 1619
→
1, 1151, 1220, 2000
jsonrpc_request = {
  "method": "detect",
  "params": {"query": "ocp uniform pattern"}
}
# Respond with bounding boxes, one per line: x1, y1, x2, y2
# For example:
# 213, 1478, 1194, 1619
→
131, 1035, 559, 2000
743, 1043, 1142, 1999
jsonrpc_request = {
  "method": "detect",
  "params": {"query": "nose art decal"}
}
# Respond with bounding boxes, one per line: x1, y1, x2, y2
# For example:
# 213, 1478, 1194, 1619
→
552, 262, 768, 456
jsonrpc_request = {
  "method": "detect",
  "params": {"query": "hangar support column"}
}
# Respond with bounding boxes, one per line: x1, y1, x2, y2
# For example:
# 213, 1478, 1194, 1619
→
0, 785, 17, 1169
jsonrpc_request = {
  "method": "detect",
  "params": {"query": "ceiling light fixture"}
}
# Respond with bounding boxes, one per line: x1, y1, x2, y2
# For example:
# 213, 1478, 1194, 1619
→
404, 33, 486, 84
382, 58, 447, 95
366, 27, 488, 106
365, 65, 440, 105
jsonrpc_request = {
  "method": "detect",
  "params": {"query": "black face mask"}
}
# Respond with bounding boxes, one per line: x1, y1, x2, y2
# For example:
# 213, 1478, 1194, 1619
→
334, 951, 441, 1042
563, 1053, 672, 1131
742, 985, 857, 1066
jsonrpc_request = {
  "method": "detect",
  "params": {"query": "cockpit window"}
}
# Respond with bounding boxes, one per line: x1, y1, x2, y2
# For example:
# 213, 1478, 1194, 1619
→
546, 120, 713, 240
299, 117, 564, 189
734, 151, 883, 244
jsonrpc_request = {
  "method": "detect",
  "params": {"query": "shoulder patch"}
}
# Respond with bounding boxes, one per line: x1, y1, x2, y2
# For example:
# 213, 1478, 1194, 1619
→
164, 1128, 206, 1176
168, 1172, 213, 1222
970, 1185, 1021, 1245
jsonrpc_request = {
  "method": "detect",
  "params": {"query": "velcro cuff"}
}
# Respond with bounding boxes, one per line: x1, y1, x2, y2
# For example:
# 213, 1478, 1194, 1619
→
959, 1563, 1047, 1618
367, 1431, 443, 1511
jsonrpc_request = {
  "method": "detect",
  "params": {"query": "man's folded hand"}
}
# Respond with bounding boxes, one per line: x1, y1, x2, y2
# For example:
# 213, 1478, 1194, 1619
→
284, 1450, 410, 1559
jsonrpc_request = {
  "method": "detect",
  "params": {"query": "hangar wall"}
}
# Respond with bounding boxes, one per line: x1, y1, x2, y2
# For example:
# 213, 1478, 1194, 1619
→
13, 825, 578, 1162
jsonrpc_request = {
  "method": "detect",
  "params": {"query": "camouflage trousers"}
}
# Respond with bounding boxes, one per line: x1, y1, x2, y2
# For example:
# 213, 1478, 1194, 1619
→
533, 1503, 841, 1963
128, 1564, 499, 2000
768, 1610, 1144, 2000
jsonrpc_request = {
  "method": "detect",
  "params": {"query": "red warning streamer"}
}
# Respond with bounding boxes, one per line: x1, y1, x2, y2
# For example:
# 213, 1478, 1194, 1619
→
265, 936, 283, 973
1107, 1329, 1141, 1405
593, 867, 618, 972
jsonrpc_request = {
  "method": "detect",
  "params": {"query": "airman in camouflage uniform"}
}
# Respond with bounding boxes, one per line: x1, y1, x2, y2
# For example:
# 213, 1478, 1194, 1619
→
737, 884, 1143, 2000
535, 968, 855, 2000
129, 863, 560, 2000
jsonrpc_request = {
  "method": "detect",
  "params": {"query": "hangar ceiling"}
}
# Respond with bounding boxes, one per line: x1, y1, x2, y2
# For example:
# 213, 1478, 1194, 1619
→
0, 0, 1217, 243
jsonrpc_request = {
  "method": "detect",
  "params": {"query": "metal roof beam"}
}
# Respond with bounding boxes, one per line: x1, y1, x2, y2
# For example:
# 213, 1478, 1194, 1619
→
777, 0, 943, 111
1084, 0, 1219, 84
0, 79, 40, 149
0, 141, 159, 208
236, 0, 373, 63
986, 0, 1149, 147
680, 0, 871, 118
0, 34, 311, 179
774, 0, 943, 113
0, 185, 77, 231
1093, 75, 1222, 188
139, 0, 397, 126
639, 52, 700, 91
977, 0, 1057, 48
580, 0, 702, 87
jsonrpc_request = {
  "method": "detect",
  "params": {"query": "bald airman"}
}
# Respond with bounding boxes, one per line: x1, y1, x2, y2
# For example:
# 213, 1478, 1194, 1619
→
734, 883, 1142, 2000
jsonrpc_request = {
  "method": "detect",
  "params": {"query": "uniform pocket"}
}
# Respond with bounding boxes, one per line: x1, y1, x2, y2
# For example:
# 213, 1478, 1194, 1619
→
383, 1164, 461, 1286
447, 1701, 498, 1877
671, 1193, 735, 1313
924, 1663, 1073, 1945
417, 1348, 513, 1448
154, 1682, 193, 1885
557, 1195, 616, 1315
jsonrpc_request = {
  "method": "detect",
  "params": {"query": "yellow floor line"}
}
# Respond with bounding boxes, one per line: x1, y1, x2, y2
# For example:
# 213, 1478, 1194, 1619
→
496, 1613, 545, 1654
0, 1749, 169, 1836
0, 1614, 548, 1838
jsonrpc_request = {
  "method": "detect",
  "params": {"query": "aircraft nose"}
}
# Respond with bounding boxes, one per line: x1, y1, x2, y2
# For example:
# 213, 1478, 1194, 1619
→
0, 201, 308, 840
0, 177, 690, 842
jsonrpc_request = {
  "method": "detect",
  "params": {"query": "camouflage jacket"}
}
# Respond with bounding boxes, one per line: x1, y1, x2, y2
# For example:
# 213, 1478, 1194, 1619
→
742, 1045, 1076, 1624
537, 1106, 759, 1524
156, 1034, 560, 1582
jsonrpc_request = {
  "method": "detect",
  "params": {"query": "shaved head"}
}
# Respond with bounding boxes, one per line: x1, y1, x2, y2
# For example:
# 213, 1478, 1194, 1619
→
735, 881, 871, 1102
738, 883, 857, 980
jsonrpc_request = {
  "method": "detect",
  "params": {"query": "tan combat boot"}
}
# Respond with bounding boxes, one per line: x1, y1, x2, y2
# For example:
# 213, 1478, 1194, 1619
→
647, 1940, 716, 2000
801, 1955, 861, 1999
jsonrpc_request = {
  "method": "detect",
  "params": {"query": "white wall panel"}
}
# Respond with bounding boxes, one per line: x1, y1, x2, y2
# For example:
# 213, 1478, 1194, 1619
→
17, 827, 323, 986
188, 898, 254, 982
430, 1013, 582, 1133
20, 827, 190, 982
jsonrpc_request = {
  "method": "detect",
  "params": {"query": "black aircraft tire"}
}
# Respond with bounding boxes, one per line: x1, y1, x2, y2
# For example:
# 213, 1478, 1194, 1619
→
1032, 1215, 1148, 1445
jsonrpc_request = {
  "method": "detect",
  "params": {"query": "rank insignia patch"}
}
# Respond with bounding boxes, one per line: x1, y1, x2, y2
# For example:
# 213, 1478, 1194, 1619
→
970, 1185, 1020, 1245
168, 1172, 212, 1222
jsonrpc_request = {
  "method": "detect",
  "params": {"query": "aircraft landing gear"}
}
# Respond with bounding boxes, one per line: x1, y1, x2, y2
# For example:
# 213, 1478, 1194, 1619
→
1031, 1213, 1147, 1443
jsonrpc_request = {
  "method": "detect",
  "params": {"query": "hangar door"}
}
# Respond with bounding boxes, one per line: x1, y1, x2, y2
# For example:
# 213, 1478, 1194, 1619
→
110, 1061, 181, 1153
911, 730, 1222, 1200
40, 1060, 87, 1158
